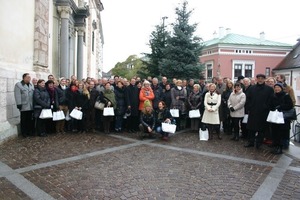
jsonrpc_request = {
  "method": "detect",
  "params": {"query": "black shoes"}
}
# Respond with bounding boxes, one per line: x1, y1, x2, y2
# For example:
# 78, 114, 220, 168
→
244, 143, 254, 148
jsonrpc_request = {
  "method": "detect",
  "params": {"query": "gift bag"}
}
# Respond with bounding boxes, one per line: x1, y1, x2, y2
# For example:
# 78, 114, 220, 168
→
53, 110, 65, 121
242, 114, 248, 123
94, 101, 105, 110
199, 129, 209, 141
189, 110, 201, 118
103, 107, 115, 116
267, 110, 284, 124
39, 109, 53, 119
70, 109, 83, 120
170, 109, 179, 117
162, 122, 176, 134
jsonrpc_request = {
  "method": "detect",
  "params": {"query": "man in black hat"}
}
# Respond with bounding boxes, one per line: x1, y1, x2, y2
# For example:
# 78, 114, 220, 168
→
244, 73, 274, 149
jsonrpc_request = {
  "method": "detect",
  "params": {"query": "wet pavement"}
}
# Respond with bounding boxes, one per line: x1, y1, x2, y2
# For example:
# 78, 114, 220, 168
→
0, 130, 300, 199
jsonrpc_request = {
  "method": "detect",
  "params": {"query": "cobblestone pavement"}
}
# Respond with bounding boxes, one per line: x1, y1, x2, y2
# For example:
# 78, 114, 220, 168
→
0, 130, 300, 199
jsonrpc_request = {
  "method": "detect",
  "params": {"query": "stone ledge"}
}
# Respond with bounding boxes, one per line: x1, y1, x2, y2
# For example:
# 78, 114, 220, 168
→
0, 121, 18, 145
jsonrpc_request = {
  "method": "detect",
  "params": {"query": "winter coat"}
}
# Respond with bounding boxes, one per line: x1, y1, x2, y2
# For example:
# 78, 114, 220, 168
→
155, 108, 173, 127
162, 89, 172, 109
187, 91, 202, 111
139, 86, 155, 110
14, 81, 34, 111
33, 86, 50, 118
227, 89, 246, 118
221, 88, 233, 119
47, 87, 60, 111
170, 86, 187, 114
125, 84, 140, 116
246, 83, 274, 131
66, 88, 77, 111
201, 91, 221, 125
270, 91, 293, 130
57, 85, 69, 106
89, 87, 99, 108
74, 91, 90, 111
103, 89, 116, 109
243, 85, 252, 114
114, 86, 126, 116
151, 84, 163, 110
140, 110, 156, 130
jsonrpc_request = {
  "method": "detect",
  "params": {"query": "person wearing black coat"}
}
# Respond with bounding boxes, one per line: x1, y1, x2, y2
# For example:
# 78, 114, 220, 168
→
86, 81, 99, 132
114, 81, 126, 132
245, 74, 274, 149
33, 79, 50, 137
66, 84, 79, 132
187, 84, 202, 131
74, 82, 90, 133
221, 81, 233, 134
151, 78, 163, 111
56, 78, 69, 134
46, 80, 60, 134
155, 101, 173, 141
162, 83, 172, 109
240, 78, 252, 139
125, 78, 140, 132
269, 83, 294, 154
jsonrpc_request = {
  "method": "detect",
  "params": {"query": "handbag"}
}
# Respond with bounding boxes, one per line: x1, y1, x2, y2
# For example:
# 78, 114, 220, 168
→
94, 101, 105, 110
162, 122, 176, 134
103, 107, 115, 116
199, 128, 209, 141
39, 109, 53, 119
283, 108, 297, 120
189, 109, 201, 118
53, 110, 65, 121
242, 114, 248, 123
70, 109, 83, 120
267, 110, 284, 124
170, 109, 179, 117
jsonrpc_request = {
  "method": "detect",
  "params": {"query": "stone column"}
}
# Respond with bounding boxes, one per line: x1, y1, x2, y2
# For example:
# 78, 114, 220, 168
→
57, 6, 72, 78
76, 27, 85, 80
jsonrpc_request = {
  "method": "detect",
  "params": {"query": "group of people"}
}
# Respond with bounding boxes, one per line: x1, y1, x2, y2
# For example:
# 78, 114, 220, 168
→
14, 72, 296, 151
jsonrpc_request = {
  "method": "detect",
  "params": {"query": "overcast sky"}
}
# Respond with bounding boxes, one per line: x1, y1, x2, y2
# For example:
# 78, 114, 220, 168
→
101, 0, 300, 72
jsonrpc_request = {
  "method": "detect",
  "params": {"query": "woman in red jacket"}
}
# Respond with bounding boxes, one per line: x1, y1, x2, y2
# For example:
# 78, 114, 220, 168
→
139, 80, 155, 111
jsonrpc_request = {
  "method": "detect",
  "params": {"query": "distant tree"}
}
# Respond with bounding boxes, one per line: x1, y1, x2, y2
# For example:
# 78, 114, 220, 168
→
159, 1, 204, 79
143, 19, 170, 77
111, 55, 147, 79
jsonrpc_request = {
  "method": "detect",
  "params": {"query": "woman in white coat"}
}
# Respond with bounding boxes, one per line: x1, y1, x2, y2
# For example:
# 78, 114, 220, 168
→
227, 83, 246, 141
201, 83, 222, 139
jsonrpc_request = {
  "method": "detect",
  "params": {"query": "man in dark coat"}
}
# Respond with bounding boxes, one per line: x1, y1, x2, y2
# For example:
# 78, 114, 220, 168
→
240, 78, 251, 139
245, 74, 274, 148
125, 78, 140, 132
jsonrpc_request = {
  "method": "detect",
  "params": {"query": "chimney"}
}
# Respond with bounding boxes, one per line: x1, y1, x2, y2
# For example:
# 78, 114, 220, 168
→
219, 27, 225, 38
260, 32, 265, 41
226, 28, 231, 35
213, 31, 218, 39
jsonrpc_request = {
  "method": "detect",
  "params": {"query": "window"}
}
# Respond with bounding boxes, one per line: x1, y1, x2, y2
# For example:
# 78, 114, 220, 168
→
245, 64, 253, 77
265, 67, 270, 77
206, 63, 212, 79
234, 64, 242, 78
92, 31, 95, 52
235, 49, 252, 54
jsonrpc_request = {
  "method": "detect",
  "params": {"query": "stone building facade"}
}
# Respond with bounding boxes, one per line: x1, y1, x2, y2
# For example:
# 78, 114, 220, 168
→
0, 0, 104, 142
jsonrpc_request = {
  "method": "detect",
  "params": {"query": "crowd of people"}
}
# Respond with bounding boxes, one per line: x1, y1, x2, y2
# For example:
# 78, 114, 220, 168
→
14, 72, 296, 153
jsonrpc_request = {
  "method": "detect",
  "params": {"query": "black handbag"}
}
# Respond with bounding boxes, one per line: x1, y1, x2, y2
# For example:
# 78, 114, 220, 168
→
283, 108, 297, 120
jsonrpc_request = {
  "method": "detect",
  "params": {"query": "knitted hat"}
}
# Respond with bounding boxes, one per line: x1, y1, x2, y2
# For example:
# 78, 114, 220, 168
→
143, 100, 152, 108
274, 83, 283, 90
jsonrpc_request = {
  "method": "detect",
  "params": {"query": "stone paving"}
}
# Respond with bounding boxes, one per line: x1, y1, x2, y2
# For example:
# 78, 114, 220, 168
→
0, 130, 300, 199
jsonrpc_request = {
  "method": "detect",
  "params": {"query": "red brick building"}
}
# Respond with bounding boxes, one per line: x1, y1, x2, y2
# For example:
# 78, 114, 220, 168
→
200, 28, 293, 81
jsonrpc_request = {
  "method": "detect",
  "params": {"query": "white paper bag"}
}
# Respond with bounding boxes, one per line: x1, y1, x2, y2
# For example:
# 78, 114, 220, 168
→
162, 122, 176, 134
242, 114, 248, 123
103, 107, 115, 116
189, 109, 201, 118
70, 109, 83, 120
53, 110, 65, 121
199, 129, 209, 141
267, 110, 284, 124
170, 109, 179, 117
39, 109, 53, 119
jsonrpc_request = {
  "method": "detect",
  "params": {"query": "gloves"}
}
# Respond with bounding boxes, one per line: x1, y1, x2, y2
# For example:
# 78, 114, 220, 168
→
230, 107, 235, 112
17, 105, 22, 110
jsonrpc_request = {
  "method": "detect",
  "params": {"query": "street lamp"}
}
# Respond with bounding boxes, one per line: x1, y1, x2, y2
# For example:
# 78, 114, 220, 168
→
162, 16, 168, 28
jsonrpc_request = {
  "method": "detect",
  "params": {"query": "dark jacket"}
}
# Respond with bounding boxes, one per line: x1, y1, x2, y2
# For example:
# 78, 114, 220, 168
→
114, 86, 126, 116
66, 88, 78, 111
125, 84, 140, 116
74, 91, 90, 112
89, 87, 99, 108
33, 86, 50, 118
162, 89, 172, 109
246, 83, 274, 131
151, 84, 163, 110
46, 87, 60, 111
221, 88, 233, 118
270, 91, 293, 130
188, 91, 202, 110
140, 110, 156, 130
155, 108, 173, 127
243, 85, 252, 114
57, 85, 69, 106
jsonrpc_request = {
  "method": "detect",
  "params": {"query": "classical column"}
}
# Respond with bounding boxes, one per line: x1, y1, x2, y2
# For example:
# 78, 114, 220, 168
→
57, 6, 72, 78
76, 27, 85, 80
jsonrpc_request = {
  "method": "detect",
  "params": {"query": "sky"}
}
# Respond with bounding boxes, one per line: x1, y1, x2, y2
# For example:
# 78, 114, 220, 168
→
101, 0, 300, 72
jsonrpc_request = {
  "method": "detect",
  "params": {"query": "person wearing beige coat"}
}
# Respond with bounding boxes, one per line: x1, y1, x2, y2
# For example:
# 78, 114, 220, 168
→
201, 83, 222, 139
227, 83, 246, 141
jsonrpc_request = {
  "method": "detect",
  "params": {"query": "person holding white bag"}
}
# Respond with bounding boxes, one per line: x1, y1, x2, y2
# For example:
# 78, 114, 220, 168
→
227, 83, 246, 141
155, 101, 173, 141
187, 84, 202, 131
33, 79, 51, 137
102, 82, 116, 134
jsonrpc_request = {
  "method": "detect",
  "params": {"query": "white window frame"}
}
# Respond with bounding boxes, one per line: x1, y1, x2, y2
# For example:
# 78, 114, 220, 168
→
205, 61, 213, 80
232, 60, 255, 81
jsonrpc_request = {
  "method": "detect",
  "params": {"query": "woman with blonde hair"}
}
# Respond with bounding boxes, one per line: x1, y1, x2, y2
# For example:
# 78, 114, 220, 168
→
171, 79, 187, 130
201, 83, 222, 139
139, 100, 156, 139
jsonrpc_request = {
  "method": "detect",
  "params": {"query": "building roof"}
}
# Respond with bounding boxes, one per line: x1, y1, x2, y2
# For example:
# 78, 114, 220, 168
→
273, 39, 300, 70
204, 33, 292, 48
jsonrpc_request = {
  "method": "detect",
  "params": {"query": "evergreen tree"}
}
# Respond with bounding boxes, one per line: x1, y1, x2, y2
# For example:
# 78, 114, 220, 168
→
143, 19, 169, 77
159, 1, 203, 79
